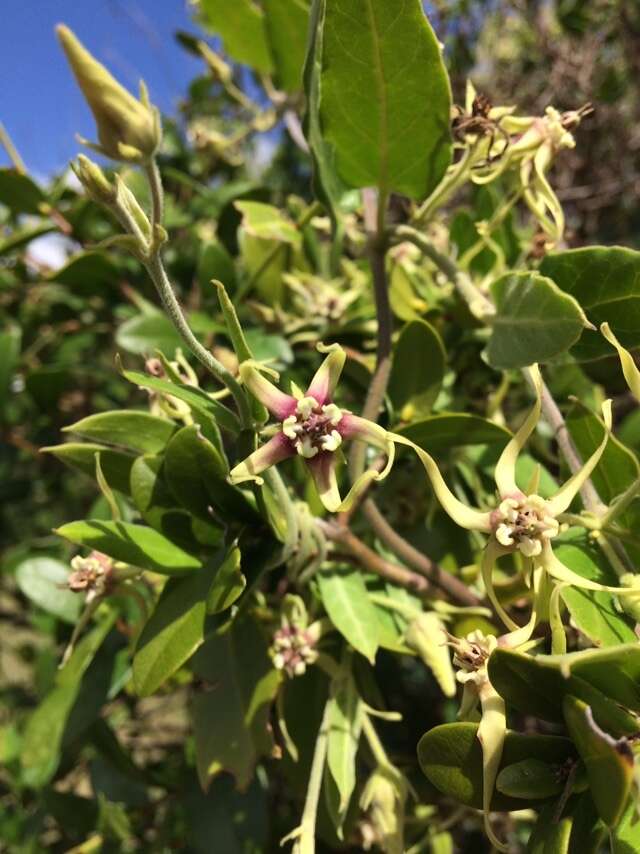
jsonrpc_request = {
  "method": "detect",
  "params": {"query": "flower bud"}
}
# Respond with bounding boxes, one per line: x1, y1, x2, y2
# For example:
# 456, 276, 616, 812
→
113, 176, 152, 243
404, 612, 456, 697
56, 24, 161, 163
72, 154, 116, 204
359, 766, 407, 854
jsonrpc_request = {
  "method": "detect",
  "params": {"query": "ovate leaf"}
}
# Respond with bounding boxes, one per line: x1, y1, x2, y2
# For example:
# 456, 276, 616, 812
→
389, 319, 445, 420
64, 410, 176, 455
317, 567, 380, 663
15, 557, 81, 624
190, 617, 279, 790
487, 271, 590, 369
317, 0, 451, 198
326, 674, 363, 832
56, 520, 202, 576
199, 0, 273, 73
397, 413, 510, 451
264, 0, 309, 92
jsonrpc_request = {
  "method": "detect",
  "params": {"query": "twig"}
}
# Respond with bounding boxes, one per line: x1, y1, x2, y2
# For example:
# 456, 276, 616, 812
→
360, 499, 482, 606
317, 519, 432, 595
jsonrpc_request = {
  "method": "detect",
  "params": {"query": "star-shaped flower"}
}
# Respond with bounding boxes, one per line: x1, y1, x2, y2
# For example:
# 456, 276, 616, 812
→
396, 365, 637, 634
229, 344, 394, 512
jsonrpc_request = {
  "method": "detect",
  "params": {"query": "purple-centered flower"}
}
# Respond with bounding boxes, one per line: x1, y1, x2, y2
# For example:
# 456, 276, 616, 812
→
229, 344, 394, 512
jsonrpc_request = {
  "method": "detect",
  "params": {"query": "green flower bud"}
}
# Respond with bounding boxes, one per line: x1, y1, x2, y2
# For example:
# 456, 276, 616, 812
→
113, 176, 152, 244
359, 766, 407, 854
56, 24, 161, 163
71, 154, 116, 205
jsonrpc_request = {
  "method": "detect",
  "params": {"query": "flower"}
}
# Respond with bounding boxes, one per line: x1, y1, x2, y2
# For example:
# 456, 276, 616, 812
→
601, 322, 640, 402
394, 364, 638, 636
269, 595, 322, 679
57, 24, 161, 163
229, 344, 395, 512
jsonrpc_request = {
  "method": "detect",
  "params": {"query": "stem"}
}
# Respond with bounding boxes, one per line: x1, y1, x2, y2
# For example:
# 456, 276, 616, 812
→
350, 189, 392, 481
317, 519, 432, 595
413, 146, 477, 226
294, 698, 332, 853
601, 474, 640, 527
362, 713, 391, 768
368, 591, 420, 620
0, 121, 27, 173
263, 467, 299, 560
361, 499, 482, 607
143, 159, 252, 427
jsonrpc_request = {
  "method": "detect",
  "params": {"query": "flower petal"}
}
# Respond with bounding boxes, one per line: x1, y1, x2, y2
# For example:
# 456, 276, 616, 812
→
239, 361, 297, 420
305, 452, 341, 512
393, 433, 492, 532
481, 540, 520, 632
495, 364, 542, 498
305, 343, 346, 405
229, 432, 294, 484
545, 399, 612, 517
540, 541, 640, 595
477, 686, 508, 853
338, 413, 389, 450
601, 322, 640, 401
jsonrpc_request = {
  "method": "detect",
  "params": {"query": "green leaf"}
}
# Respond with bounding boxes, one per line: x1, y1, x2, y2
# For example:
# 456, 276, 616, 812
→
133, 556, 224, 696
206, 544, 246, 613
15, 557, 82, 624
563, 695, 634, 826
495, 759, 565, 800
48, 251, 118, 295
317, 567, 380, 663
21, 610, 117, 787
116, 312, 184, 357
0, 223, 54, 257
303, 0, 349, 230
0, 168, 45, 214
326, 674, 363, 831
0, 325, 21, 412
566, 401, 639, 504
526, 800, 573, 854
612, 797, 640, 853
164, 425, 259, 523
389, 319, 445, 420
557, 644, 640, 714
553, 535, 636, 647
190, 617, 278, 789
43, 442, 135, 496
64, 411, 176, 455
264, 0, 309, 92
487, 271, 590, 369
199, 0, 274, 73
397, 413, 511, 451
487, 649, 640, 736
540, 246, 640, 362
417, 722, 576, 811
120, 367, 237, 440
56, 520, 202, 576
197, 239, 236, 291
316, 0, 451, 198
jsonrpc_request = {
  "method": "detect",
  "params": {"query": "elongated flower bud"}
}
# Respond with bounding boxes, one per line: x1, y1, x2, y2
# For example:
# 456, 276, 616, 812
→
56, 24, 161, 163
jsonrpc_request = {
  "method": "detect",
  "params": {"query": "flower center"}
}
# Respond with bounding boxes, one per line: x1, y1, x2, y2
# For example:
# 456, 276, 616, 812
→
270, 624, 317, 678
281, 396, 343, 459
492, 493, 559, 557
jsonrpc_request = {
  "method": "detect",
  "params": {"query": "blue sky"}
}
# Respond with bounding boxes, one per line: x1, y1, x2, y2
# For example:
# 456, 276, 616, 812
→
1, 1, 201, 177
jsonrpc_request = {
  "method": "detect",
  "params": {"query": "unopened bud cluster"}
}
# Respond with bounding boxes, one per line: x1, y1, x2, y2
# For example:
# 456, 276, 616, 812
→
68, 551, 114, 601
270, 621, 318, 678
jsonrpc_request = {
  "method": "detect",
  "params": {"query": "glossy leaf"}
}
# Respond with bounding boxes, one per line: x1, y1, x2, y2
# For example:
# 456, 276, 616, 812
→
417, 722, 576, 811
206, 544, 246, 613
326, 674, 363, 831
133, 556, 224, 696
56, 520, 202, 576
15, 556, 82, 624
487, 271, 590, 369
264, 0, 309, 92
21, 610, 117, 787
495, 759, 565, 800
199, 0, 273, 73
316, 0, 451, 198
389, 319, 445, 420
553, 535, 636, 648
397, 413, 511, 451
164, 425, 259, 523
116, 312, 184, 357
64, 411, 176, 455
190, 617, 279, 790
563, 695, 634, 826
612, 797, 640, 853
43, 442, 135, 495
540, 246, 640, 362
317, 567, 380, 663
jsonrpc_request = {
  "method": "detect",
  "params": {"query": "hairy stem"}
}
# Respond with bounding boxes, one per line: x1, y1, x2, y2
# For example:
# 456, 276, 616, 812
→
293, 698, 332, 853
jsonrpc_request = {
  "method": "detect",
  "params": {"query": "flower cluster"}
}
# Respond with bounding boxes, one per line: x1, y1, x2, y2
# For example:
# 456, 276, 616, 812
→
230, 344, 395, 512
68, 551, 114, 602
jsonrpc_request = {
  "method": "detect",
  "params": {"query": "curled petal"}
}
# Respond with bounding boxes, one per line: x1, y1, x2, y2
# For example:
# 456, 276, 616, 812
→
393, 433, 492, 532
307, 436, 396, 513
481, 540, 519, 632
477, 685, 508, 853
239, 361, 297, 420
338, 413, 389, 449
304, 343, 346, 405
540, 541, 640, 595
546, 399, 612, 517
601, 322, 640, 401
229, 432, 294, 484
494, 364, 542, 498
